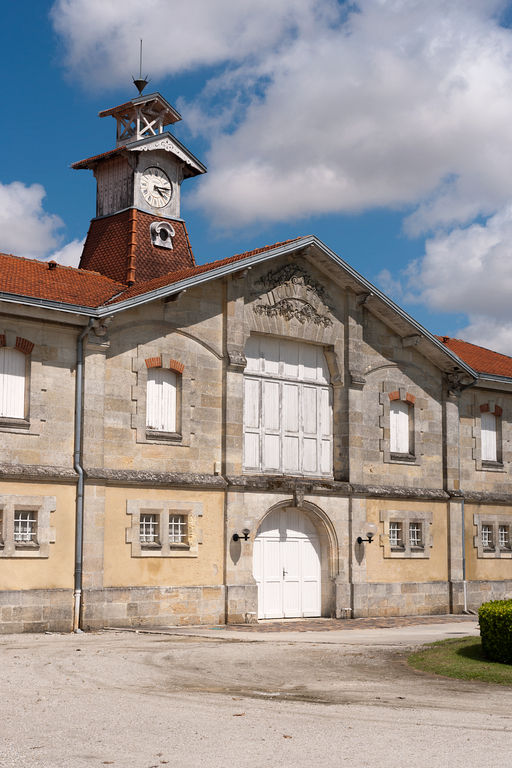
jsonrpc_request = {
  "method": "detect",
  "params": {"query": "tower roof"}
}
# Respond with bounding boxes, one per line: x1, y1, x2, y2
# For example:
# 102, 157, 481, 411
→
99, 92, 182, 147
99, 92, 181, 124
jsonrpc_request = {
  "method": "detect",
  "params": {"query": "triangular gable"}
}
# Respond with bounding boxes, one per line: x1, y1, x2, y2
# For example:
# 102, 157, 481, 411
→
102, 235, 478, 379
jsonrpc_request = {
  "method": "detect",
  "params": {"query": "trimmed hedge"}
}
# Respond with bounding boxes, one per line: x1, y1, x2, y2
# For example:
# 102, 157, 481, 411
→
479, 599, 512, 665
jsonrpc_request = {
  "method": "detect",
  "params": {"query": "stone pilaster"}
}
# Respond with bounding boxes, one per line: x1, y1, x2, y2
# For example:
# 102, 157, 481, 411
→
444, 389, 461, 492
349, 496, 370, 617
225, 489, 258, 623
346, 291, 366, 484
224, 276, 249, 477
82, 337, 108, 469
448, 498, 465, 613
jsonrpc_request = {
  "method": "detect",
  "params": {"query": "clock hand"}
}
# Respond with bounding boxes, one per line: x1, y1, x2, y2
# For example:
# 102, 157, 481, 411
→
154, 185, 170, 194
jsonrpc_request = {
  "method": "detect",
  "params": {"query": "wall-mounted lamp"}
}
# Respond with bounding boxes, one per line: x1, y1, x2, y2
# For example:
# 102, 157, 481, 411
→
357, 532, 375, 545
233, 528, 250, 542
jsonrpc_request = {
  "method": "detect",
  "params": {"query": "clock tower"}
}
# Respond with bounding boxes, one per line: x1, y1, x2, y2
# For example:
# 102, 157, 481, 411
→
73, 91, 206, 285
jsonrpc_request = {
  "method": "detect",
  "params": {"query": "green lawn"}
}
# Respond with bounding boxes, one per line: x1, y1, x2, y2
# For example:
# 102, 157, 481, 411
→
408, 637, 512, 685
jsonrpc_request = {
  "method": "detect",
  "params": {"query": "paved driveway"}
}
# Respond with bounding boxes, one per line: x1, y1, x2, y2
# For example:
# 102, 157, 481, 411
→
1, 617, 510, 768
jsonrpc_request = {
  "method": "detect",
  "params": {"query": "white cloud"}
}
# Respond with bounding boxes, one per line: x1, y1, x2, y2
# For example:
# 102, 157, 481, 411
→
51, 0, 331, 86
0, 181, 84, 266
51, 0, 512, 229
0, 182, 63, 259
387, 204, 512, 355
49, 239, 84, 267
47, 0, 512, 351
456, 316, 512, 356
410, 205, 512, 318
188, 0, 512, 230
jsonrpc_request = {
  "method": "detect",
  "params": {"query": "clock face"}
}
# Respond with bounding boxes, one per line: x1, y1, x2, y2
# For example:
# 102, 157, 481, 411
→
140, 167, 172, 208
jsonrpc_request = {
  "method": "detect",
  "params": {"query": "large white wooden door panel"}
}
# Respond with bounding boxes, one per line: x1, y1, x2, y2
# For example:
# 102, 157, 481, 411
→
301, 538, 322, 617
282, 538, 301, 617
262, 379, 280, 471
243, 336, 333, 477
261, 538, 282, 619
253, 507, 321, 619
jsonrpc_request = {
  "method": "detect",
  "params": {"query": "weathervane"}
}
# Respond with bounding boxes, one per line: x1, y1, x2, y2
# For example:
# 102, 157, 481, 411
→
133, 39, 149, 95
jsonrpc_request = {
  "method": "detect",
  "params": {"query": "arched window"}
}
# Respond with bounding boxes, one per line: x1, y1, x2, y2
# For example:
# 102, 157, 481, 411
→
0, 347, 26, 420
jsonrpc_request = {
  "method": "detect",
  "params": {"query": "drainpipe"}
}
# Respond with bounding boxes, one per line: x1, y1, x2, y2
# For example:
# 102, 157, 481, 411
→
453, 378, 476, 615
73, 318, 93, 632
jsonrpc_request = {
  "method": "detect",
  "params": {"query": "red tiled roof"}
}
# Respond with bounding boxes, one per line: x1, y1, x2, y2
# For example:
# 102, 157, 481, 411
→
79, 209, 195, 284
0, 237, 303, 309
436, 336, 512, 378
0, 252, 125, 307
108, 237, 304, 303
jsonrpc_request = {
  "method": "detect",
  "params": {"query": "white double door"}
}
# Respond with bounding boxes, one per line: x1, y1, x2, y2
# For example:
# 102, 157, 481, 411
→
253, 507, 321, 619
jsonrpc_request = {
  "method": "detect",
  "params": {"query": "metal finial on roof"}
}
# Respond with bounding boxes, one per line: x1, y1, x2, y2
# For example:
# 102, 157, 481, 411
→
133, 39, 149, 95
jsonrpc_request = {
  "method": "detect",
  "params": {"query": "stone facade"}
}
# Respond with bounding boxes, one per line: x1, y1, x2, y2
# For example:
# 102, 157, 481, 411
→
1, 92, 511, 631
1, 247, 512, 632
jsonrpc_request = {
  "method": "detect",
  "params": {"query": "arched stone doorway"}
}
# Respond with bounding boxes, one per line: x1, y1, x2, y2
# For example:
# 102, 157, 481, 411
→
253, 503, 334, 619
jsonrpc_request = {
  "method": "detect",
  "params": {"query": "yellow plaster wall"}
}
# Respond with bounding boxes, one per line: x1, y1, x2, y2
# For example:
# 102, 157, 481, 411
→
0, 481, 75, 590
365, 499, 448, 582
466, 504, 512, 581
103, 487, 225, 587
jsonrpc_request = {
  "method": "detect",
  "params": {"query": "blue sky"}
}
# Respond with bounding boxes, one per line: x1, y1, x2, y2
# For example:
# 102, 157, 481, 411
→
2, 1, 512, 352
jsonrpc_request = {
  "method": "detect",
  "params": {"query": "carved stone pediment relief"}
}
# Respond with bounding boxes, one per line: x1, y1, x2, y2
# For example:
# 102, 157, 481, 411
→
254, 298, 332, 326
253, 263, 333, 327
255, 264, 329, 301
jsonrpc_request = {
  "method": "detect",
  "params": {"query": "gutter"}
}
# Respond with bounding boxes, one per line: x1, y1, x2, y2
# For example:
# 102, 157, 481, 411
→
453, 378, 477, 615
73, 318, 93, 632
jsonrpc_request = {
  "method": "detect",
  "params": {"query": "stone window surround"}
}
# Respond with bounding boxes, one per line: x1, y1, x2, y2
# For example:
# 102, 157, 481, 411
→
473, 512, 512, 559
126, 499, 203, 558
0, 494, 56, 558
224, 259, 344, 479
0, 334, 34, 431
379, 508, 433, 558
379, 385, 422, 465
473, 401, 505, 472
132, 352, 190, 445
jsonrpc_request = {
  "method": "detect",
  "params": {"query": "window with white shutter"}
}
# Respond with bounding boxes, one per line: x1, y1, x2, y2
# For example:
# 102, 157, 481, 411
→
0, 347, 26, 420
481, 411, 498, 462
243, 336, 333, 476
390, 400, 411, 455
146, 368, 177, 433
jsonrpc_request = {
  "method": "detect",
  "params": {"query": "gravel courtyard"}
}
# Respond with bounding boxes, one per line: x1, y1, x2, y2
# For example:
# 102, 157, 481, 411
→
1, 618, 511, 768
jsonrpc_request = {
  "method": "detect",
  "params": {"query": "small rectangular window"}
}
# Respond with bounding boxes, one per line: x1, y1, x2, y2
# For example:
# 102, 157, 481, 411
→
498, 525, 510, 549
14, 510, 37, 544
481, 524, 493, 549
139, 513, 159, 544
389, 521, 403, 548
409, 522, 423, 548
169, 514, 187, 544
